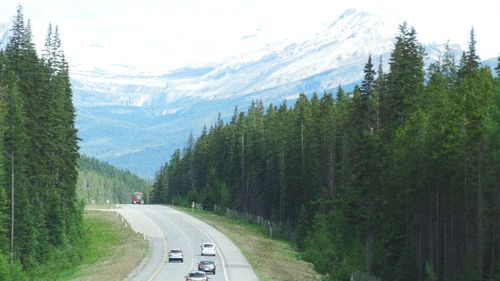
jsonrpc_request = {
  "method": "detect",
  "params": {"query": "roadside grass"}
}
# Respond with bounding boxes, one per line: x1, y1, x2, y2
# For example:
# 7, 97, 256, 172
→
33, 210, 148, 281
173, 206, 321, 281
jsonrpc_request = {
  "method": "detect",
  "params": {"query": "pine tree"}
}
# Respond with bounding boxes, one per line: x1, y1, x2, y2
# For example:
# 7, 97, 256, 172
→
384, 22, 425, 132
1, 76, 32, 266
465, 28, 480, 70
441, 42, 458, 84
458, 28, 481, 78
373, 55, 386, 133
0, 85, 8, 255
361, 55, 376, 97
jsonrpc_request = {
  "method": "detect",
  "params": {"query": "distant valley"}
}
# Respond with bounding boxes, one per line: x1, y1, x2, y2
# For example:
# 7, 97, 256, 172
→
72, 9, 468, 178
1, 9, 478, 178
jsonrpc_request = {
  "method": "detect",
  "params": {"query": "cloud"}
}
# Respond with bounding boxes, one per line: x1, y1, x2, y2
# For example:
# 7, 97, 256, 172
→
241, 27, 261, 40
241, 33, 257, 40
0, 0, 498, 70
89, 43, 103, 48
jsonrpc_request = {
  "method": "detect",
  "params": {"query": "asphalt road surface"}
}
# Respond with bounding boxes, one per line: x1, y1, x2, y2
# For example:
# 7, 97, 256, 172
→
116, 204, 259, 281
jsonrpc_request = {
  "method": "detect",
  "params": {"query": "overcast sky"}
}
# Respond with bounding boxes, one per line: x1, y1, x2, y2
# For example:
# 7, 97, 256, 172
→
0, 0, 498, 72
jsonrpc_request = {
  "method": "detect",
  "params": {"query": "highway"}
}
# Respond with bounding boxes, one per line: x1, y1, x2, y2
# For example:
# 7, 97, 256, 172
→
116, 205, 259, 281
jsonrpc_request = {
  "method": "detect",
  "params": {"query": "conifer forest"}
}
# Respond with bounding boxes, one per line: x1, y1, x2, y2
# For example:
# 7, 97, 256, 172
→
76, 155, 151, 205
0, 6, 82, 278
0, 3, 498, 281
151, 23, 500, 281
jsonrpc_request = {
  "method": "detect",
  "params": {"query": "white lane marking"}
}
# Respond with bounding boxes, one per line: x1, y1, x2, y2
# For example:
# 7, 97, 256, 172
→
175, 211, 229, 281
158, 209, 195, 275
127, 207, 168, 281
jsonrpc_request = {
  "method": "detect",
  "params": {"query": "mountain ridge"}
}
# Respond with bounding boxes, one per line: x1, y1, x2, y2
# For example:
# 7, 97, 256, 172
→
70, 9, 466, 178
2, 9, 485, 178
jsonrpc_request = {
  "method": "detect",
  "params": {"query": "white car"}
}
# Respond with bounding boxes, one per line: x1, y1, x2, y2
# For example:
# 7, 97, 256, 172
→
200, 243, 216, 256
168, 249, 184, 262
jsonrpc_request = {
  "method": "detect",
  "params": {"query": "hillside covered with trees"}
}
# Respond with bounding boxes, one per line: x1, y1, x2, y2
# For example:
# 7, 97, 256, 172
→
0, 5, 82, 279
151, 23, 500, 281
77, 155, 151, 204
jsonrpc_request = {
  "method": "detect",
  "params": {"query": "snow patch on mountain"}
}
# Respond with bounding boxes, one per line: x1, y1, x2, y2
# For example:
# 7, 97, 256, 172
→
71, 9, 471, 178
0, 9, 472, 178
72, 9, 394, 109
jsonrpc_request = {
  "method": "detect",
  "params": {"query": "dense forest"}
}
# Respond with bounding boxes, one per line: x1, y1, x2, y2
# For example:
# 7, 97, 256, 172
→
77, 155, 151, 204
0, 6, 82, 279
151, 23, 500, 281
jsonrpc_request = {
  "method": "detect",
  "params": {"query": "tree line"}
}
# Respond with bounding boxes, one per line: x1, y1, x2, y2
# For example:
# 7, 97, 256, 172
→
151, 23, 500, 281
77, 155, 151, 204
0, 5, 81, 278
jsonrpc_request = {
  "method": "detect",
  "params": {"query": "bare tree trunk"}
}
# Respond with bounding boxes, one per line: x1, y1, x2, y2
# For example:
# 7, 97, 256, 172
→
328, 142, 334, 191
331, 122, 337, 192
477, 150, 484, 281
490, 160, 499, 278
464, 157, 468, 259
365, 232, 374, 274
241, 134, 245, 193
444, 213, 449, 281
10, 149, 14, 265
436, 181, 440, 279
279, 151, 285, 225
301, 121, 304, 177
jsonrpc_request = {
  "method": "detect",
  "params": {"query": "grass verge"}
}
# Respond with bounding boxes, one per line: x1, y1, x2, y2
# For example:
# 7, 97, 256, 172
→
38, 210, 148, 281
173, 206, 321, 281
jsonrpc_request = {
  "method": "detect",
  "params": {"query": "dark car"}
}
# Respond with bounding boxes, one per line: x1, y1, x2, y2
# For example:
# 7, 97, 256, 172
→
198, 260, 216, 274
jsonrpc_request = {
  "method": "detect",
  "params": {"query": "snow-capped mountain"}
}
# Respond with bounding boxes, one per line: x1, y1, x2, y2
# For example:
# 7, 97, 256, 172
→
1, 9, 467, 178
72, 9, 400, 177
75, 9, 468, 178
73, 9, 394, 108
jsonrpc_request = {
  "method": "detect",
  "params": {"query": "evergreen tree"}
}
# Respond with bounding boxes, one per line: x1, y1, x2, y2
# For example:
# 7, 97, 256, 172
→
361, 55, 376, 97
458, 28, 480, 78
0, 5, 82, 270
465, 28, 480, 70
0, 85, 8, 255
150, 24, 499, 281
373, 55, 386, 133
384, 22, 425, 132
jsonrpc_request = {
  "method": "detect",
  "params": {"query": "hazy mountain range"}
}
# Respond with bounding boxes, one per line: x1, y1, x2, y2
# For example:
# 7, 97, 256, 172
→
2, 9, 496, 178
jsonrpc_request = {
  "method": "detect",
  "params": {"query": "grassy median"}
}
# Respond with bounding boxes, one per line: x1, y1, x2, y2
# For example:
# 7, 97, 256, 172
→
173, 206, 321, 281
52, 210, 148, 281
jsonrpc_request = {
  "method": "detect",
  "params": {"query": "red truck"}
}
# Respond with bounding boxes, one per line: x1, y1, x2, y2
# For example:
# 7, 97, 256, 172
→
131, 192, 145, 204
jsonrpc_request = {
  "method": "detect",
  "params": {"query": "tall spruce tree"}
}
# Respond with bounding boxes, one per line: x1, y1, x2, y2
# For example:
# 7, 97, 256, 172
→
0, 85, 8, 255
384, 22, 424, 132
361, 55, 376, 97
458, 28, 481, 79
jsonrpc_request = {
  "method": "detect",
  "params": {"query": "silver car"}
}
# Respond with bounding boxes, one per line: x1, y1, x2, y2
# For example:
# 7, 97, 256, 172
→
168, 249, 183, 262
185, 270, 209, 281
